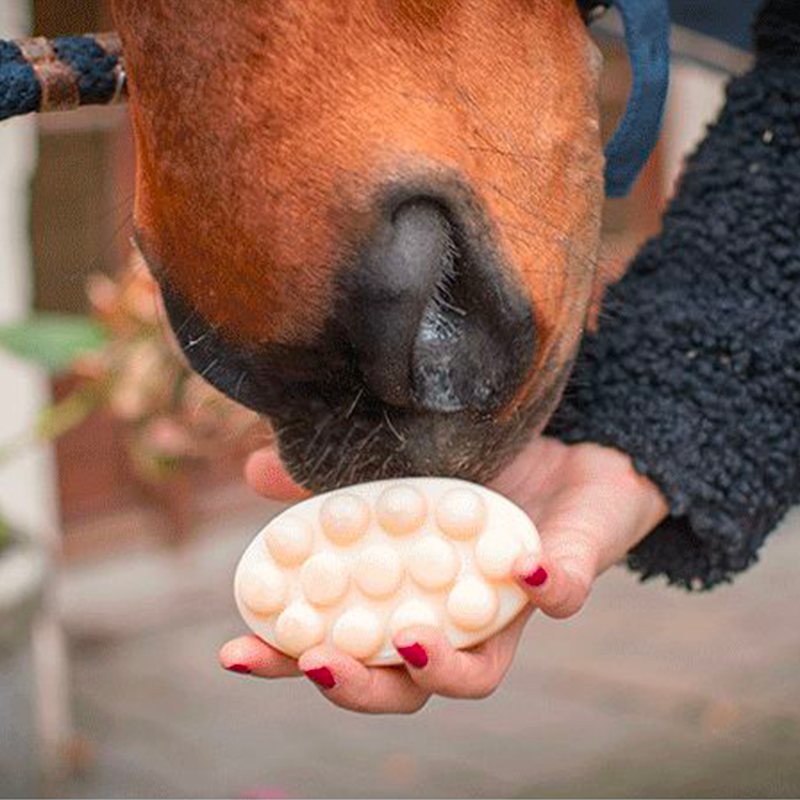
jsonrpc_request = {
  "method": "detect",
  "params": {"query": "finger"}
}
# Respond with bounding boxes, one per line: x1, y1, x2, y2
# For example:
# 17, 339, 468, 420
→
513, 538, 597, 620
298, 646, 429, 715
244, 448, 312, 502
219, 635, 302, 678
393, 609, 533, 699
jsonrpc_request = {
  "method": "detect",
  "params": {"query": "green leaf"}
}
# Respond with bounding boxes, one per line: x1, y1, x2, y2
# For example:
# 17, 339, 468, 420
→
0, 314, 109, 372
0, 513, 9, 551
34, 385, 105, 442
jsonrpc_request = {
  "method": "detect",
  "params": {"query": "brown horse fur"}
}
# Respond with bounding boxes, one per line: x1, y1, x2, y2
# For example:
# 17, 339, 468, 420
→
112, 0, 608, 489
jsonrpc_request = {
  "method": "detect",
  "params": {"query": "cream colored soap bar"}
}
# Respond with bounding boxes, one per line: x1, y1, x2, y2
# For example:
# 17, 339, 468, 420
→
234, 478, 540, 666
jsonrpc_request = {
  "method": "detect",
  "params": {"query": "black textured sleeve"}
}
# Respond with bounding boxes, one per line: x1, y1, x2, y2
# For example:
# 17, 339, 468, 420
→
546, 0, 800, 590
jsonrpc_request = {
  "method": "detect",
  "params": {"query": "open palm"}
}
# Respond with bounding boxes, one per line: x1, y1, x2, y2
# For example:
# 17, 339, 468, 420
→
220, 436, 667, 714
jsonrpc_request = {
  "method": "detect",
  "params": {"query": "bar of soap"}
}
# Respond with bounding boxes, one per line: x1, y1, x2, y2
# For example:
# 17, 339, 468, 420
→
234, 478, 541, 666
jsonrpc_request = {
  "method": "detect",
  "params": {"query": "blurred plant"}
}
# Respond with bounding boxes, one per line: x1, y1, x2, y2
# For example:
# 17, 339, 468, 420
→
0, 254, 264, 539
0, 513, 9, 552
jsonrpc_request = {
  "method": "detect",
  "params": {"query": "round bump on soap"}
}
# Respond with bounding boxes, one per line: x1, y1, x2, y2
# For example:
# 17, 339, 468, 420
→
275, 603, 325, 657
238, 562, 288, 616
376, 485, 427, 536
354, 545, 404, 598
320, 494, 370, 545
475, 531, 523, 581
263, 515, 314, 567
447, 578, 499, 631
390, 599, 440, 637
332, 607, 384, 659
408, 537, 460, 591
300, 553, 350, 607
436, 488, 487, 540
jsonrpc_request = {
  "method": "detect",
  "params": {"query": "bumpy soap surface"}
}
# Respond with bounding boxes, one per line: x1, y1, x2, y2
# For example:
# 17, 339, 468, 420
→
234, 478, 541, 666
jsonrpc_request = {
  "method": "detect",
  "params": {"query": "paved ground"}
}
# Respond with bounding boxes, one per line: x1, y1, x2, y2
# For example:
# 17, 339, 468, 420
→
3, 499, 800, 799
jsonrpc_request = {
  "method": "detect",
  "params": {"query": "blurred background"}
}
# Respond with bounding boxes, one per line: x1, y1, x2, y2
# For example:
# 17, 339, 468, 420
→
2, 1, 799, 798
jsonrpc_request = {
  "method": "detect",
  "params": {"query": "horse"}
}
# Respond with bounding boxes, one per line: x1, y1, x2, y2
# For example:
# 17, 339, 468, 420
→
0, 0, 669, 492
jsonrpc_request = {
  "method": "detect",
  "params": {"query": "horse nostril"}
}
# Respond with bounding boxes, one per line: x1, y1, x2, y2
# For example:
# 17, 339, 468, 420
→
340, 199, 453, 407
340, 196, 535, 414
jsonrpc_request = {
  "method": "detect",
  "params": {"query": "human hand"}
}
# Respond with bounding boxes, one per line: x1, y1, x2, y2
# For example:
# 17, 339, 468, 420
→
220, 436, 668, 713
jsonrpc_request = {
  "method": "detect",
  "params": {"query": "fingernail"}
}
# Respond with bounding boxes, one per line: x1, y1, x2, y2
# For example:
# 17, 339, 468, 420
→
397, 643, 429, 669
524, 567, 549, 588
226, 663, 252, 675
305, 667, 336, 690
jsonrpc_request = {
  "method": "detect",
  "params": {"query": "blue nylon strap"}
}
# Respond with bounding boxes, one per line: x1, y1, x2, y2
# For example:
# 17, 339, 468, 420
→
604, 0, 672, 198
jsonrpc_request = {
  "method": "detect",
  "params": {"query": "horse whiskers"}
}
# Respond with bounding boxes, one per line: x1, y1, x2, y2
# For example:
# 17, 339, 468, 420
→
383, 409, 406, 446
345, 387, 365, 420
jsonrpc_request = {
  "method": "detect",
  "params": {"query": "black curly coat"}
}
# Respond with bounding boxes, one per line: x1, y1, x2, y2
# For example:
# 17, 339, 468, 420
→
548, 0, 800, 589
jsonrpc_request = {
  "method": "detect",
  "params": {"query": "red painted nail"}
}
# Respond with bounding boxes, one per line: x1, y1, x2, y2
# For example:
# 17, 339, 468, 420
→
397, 643, 429, 669
305, 667, 336, 690
524, 567, 549, 588
226, 663, 252, 675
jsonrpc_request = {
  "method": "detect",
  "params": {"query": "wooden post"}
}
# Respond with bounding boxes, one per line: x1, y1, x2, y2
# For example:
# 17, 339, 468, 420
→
0, 1, 75, 792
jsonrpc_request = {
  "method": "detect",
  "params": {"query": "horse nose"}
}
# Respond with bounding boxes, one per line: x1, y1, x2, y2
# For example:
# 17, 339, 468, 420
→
340, 197, 536, 413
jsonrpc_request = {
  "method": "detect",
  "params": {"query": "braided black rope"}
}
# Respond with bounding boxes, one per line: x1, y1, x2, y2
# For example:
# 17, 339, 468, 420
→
0, 33, 126, 123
